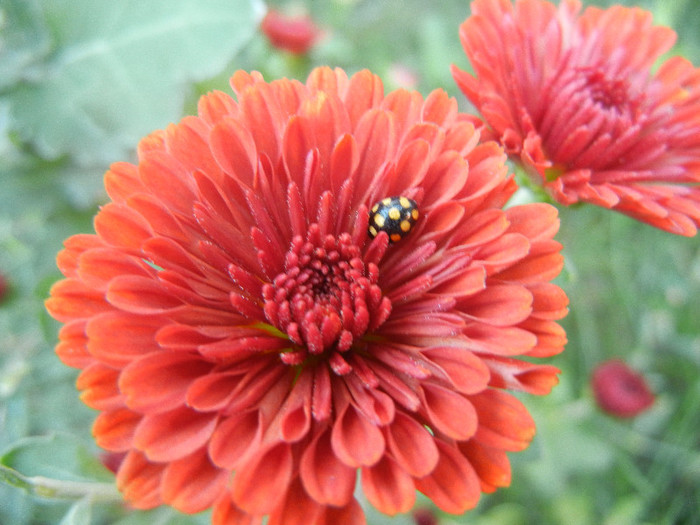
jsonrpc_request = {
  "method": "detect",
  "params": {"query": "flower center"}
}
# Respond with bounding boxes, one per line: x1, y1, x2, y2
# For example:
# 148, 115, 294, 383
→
262, 223, 392, 370
580, 67, 642, 119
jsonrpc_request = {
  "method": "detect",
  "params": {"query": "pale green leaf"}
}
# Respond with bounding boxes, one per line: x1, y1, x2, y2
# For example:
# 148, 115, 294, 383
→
1, 432, 113, 484
4, 0, 265, 166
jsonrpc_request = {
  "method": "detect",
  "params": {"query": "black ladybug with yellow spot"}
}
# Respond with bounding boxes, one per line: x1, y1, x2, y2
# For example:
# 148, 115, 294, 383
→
368, 196, 419, 243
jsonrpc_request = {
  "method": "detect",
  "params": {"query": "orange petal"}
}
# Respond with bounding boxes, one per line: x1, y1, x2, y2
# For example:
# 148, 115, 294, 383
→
212, 494, 263, 525
76, 363, 122, 410
46, 279, 110, 323
331, 403, 385, 467
55, 320, 92, 368
276, 369, 313, 442
267, 477, 323, 525
361, 456, 415, 515
186, 372, 242, 412
210, 119, 257, 187
77, 247, 152, 290
133, 406, 218, 462
93, 203, 152, 252
138, 151, 197, 215
93, 407, 141, 451
116, 450, 165, 509
161, 448, 229, 514
459, 439, 511, 493
319, 498, 367, 525
119, 352, 212, 413
505, 203, 560, 242
197, 90, 237, 126
420, 383, 477, 440
86, 312, 163, 367
300, 429, 356, 506
471, 389, 535, 451
461, 283, 533, 326
385, 411, 439, 477
484, 355, 561, 395
420, 346, 490, 395
231, 442, 293, 515
414, 440, 480, 514
209, 411, 263, 470
106, 275, 183, 314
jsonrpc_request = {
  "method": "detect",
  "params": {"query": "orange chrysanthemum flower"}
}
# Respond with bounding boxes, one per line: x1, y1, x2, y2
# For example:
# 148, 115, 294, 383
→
46, 67, 568, 524
453, 0, 700, 236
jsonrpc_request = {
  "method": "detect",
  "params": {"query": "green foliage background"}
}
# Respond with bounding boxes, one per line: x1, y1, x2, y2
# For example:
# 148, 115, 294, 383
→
0, 0, 698, 524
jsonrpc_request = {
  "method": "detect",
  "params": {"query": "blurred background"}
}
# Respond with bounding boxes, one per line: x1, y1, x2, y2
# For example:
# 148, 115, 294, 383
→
1, 0, 699, 523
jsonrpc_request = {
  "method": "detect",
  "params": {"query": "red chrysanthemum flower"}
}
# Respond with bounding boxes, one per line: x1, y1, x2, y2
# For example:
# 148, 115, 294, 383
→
591, 359, 654, 418
46, 67, 568, 524
261, 9, 320, 55
453, 0, 700, 236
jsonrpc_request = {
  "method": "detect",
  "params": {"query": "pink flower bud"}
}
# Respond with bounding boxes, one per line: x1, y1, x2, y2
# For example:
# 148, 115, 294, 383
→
591, 359, 654, 418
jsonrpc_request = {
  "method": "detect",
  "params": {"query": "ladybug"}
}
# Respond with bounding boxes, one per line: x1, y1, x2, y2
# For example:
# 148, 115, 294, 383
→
368, 196, 419, 243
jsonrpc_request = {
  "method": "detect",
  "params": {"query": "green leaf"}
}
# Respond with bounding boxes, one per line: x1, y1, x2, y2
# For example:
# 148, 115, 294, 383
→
59, 498, 92, 525
3, 0, 265, 166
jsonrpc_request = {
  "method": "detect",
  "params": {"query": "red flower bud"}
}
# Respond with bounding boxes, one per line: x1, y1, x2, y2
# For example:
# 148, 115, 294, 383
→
414, 507, 439, 525
591, 359, 654, 418
260, 9, 319, 55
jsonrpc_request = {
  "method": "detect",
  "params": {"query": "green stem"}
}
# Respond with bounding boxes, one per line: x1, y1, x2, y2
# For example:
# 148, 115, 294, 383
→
0, 464, 122, 502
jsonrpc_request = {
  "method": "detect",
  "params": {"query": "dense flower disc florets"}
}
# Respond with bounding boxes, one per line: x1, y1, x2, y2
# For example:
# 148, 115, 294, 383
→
46, 67, 568, 524
453, 0, 700, 236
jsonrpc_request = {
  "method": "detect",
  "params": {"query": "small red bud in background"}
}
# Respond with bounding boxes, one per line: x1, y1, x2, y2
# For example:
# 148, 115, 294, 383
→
591, 359, 654, 418
0, 273, 8, 304
260, 9, 320, 55
413, 507, 438, 525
